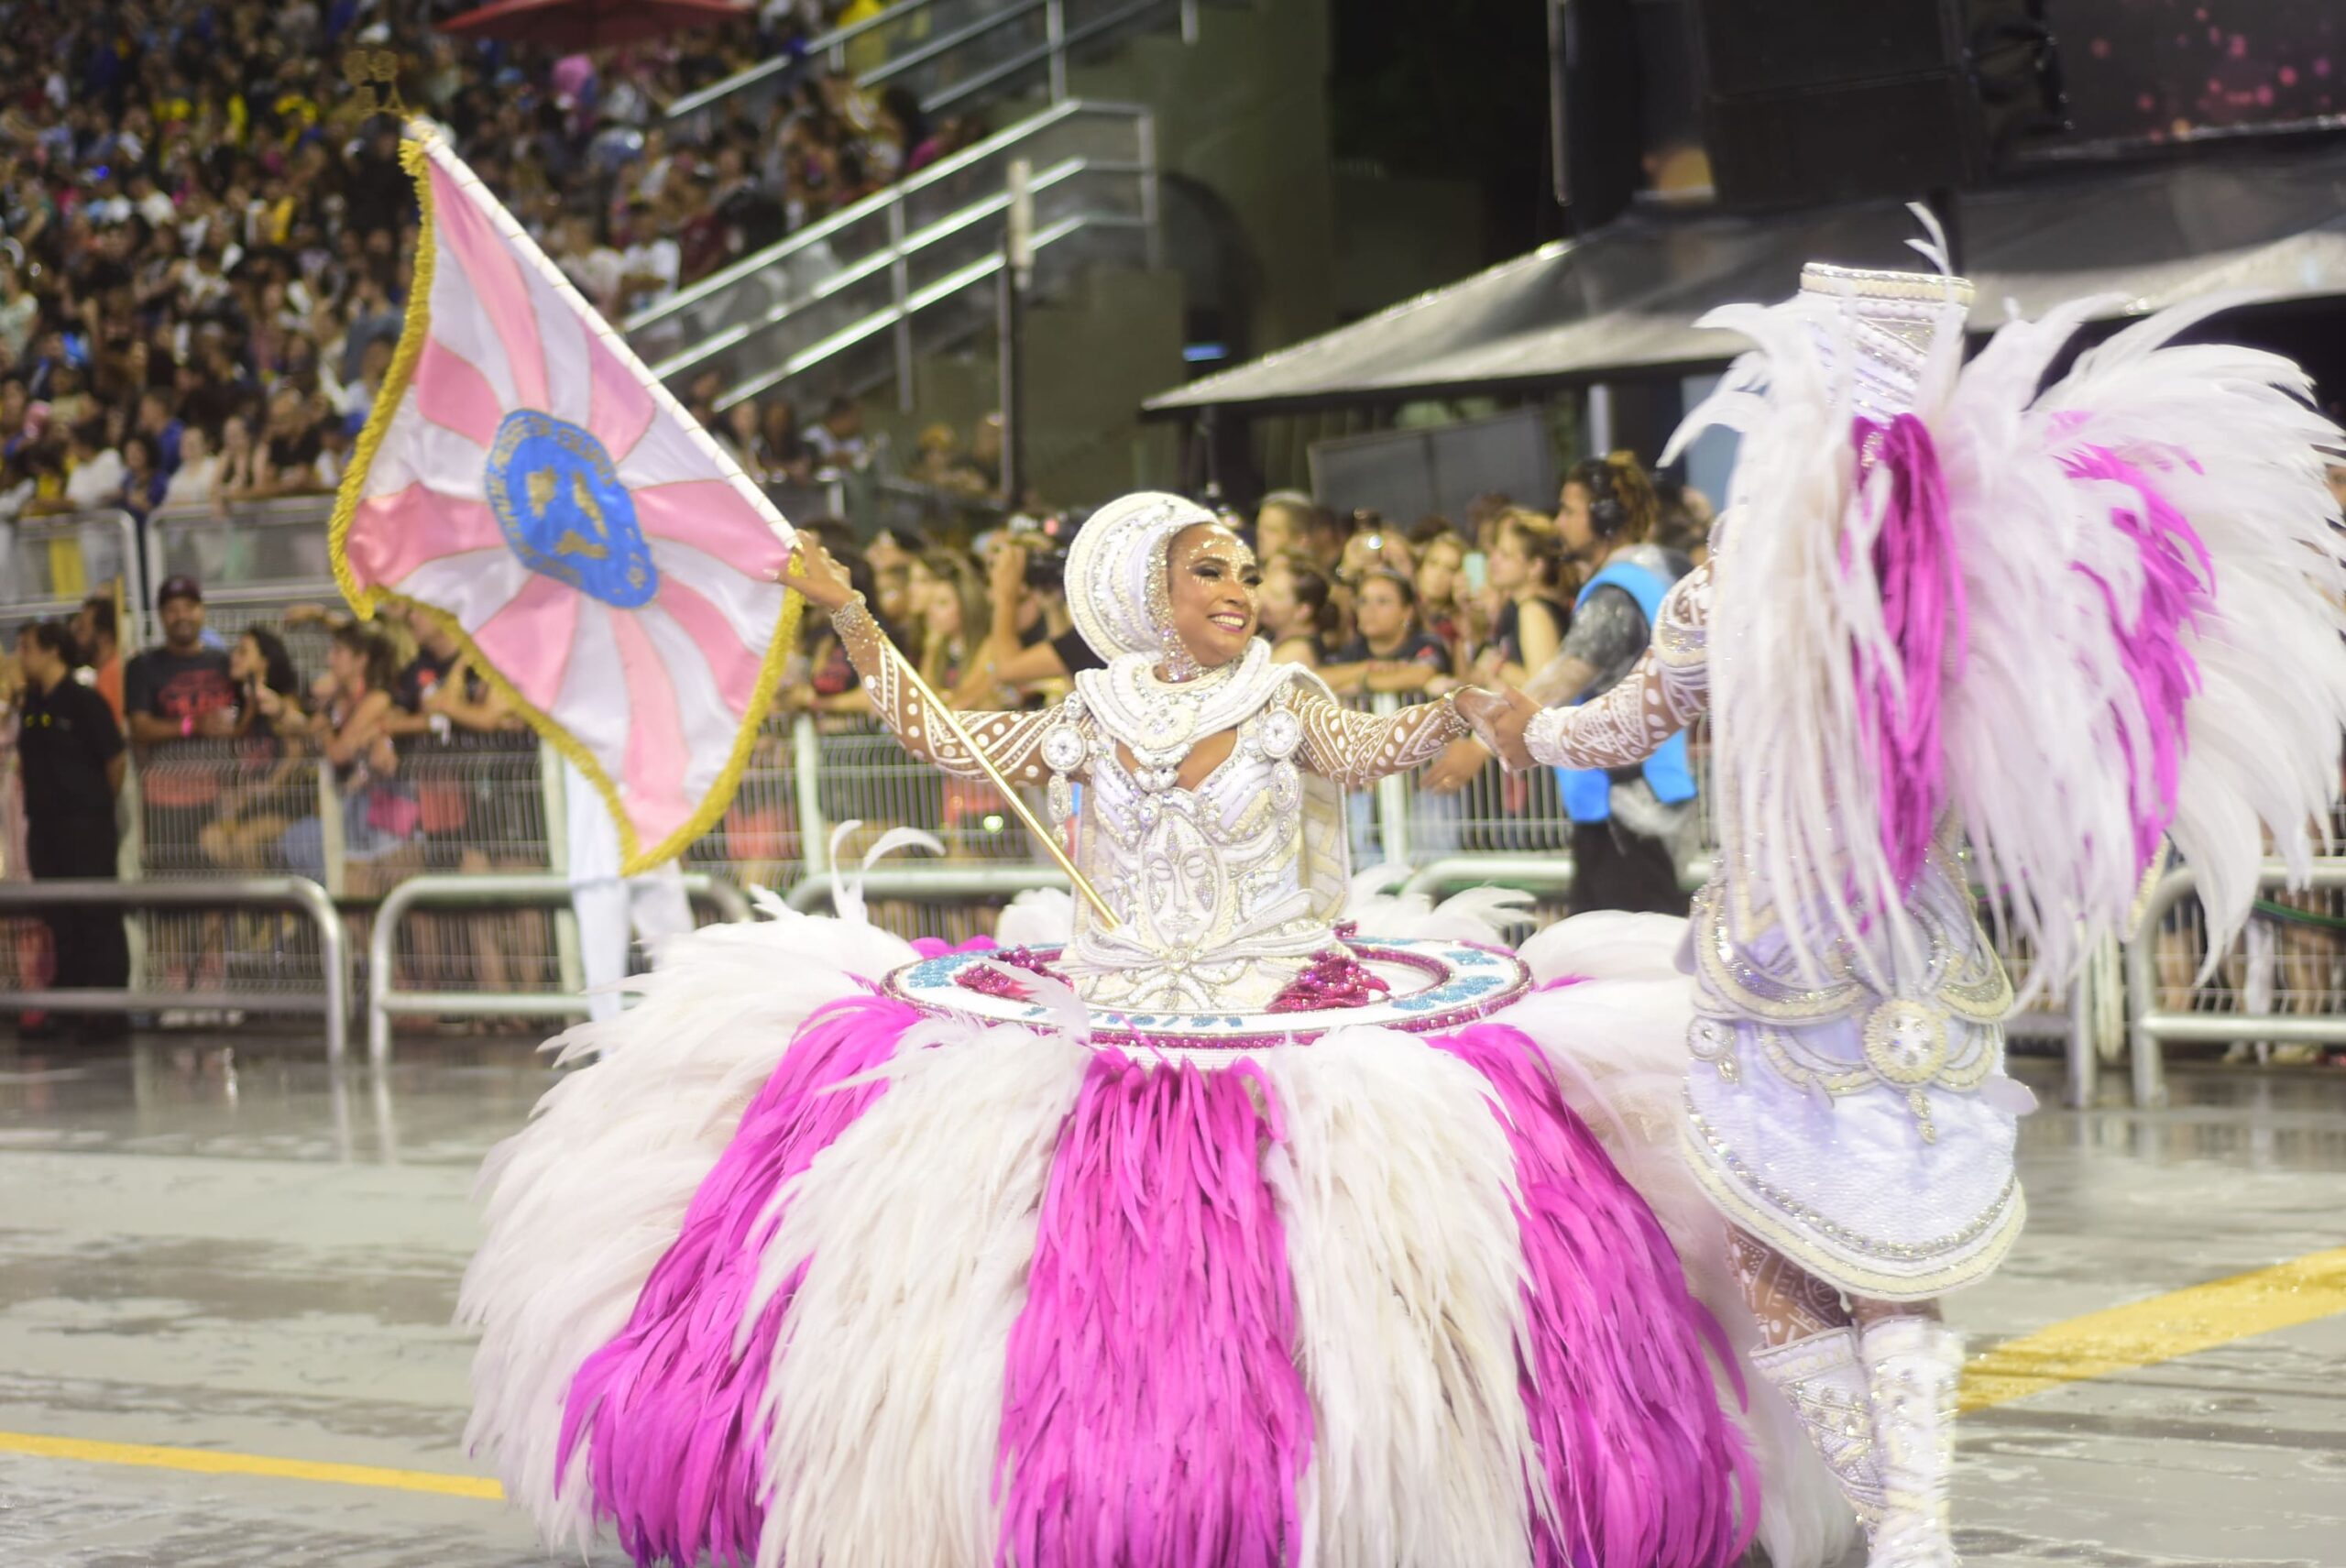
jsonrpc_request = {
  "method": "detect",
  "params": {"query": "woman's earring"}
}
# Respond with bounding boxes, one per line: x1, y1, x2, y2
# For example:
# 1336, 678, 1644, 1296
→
1159, 628, 1200, 683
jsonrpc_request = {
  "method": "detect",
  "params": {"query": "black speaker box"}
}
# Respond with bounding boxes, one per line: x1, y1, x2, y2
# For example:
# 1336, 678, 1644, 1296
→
1689, 0, 1987, 208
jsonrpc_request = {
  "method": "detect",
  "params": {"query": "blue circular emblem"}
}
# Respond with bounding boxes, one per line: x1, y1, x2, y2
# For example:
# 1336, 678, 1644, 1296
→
486, 410, 658, 609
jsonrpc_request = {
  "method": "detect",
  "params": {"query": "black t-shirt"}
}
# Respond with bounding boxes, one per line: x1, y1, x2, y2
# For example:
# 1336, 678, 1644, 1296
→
19, 676, 125, 824
1332, 629, 1453, 674
124, 647, 236, 725
397, 648, 455, 713
1050, 625, 1104, 677
267, 423, 321, 476
1491, 595, 1569, 669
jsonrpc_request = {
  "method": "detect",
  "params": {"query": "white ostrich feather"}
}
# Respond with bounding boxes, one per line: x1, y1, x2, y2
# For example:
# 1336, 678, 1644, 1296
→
826, 818, 946, 926
1937, 295, 2346, 987
748, 1020, 1091, 1568
1488, 917, 1864, 1568
1258, 1026, 1543, 1566
458, 905, 921, 1551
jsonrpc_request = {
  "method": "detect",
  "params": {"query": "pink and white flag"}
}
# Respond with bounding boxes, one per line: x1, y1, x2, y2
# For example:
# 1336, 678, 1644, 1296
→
332, 125, 800, 872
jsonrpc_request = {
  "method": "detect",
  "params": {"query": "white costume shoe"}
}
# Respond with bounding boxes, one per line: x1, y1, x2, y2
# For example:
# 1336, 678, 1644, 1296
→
1858, 1316, 1965, 1567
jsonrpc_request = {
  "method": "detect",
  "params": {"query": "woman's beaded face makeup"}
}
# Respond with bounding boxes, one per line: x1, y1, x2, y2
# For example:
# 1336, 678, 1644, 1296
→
1159, 523, 1261, 676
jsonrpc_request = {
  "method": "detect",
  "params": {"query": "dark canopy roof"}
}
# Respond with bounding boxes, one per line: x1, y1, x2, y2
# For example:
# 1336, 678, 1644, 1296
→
1146, 149, 2346, 420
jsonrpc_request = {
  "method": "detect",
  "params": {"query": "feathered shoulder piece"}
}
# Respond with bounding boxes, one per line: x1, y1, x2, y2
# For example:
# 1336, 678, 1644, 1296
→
1666, 211, 2346, 995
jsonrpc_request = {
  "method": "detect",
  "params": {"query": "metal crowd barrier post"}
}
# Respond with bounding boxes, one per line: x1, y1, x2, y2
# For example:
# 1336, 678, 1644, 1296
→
1400, 854, 1579, 899
0, 510, 143, 640
538, 745, 586, 998
2123, 859, 2346, 1109
2060, 932, 2123, 1110
367, 872, 754, 1066
2064, 939, 2099, 1111
792, 716, 831, 878
0, 877, 348, 1060
782, 864, 1067, 913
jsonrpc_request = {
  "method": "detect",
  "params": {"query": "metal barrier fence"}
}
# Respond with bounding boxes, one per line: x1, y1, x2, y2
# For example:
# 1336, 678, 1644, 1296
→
0, 877, 348, 1059
2125, 859, 2346, 1107
13, 664, 2343, 1082
367, 873, 751, 1066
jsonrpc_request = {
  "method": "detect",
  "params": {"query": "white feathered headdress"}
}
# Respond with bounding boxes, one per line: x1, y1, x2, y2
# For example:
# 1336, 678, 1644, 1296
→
1668, 209, 2346, 998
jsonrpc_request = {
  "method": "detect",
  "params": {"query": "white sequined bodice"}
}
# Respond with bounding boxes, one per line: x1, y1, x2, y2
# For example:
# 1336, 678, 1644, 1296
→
825, 595, 1466, 1011
1049, 695, 1339, 1012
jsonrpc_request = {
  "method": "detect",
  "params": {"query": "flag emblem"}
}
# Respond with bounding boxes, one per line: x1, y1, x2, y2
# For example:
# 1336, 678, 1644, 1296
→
487, 411, 659, 609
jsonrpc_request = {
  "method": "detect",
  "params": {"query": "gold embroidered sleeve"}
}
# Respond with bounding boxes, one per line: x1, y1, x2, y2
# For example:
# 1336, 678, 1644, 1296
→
1292, 686, 1466, 788
1523, 564, 1710, 768
831, 598, 1054, 783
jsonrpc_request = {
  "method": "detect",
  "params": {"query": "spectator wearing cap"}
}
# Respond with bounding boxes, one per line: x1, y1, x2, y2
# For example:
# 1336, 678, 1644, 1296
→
10, 618, 128, 1041
123, 574, 236, 1014
125, 577, 236, 748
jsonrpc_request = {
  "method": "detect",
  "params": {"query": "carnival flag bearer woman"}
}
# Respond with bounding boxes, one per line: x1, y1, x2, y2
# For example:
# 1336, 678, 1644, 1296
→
461, 491, 1866, 1568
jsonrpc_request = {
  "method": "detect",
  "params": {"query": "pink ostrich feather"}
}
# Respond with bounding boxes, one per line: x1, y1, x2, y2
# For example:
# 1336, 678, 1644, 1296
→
2058, 444, 2212, 872
995, 1048, 1314, 1568
1851, 412, 1968, 888
1434, 1024, 1758, 1568
558, 992, 925, 1567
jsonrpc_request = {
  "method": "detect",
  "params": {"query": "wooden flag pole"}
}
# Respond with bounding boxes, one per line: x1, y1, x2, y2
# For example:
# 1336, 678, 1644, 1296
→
892, 657, 1122, 932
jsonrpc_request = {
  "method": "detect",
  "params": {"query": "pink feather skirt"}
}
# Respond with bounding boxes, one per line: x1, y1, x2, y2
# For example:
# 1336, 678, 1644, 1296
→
466, 928, 1764, 1568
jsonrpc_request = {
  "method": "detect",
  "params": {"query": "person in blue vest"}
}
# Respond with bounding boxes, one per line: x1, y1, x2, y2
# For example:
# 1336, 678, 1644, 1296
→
1539, 455, 1696, 912
1424, 452, 1690, 915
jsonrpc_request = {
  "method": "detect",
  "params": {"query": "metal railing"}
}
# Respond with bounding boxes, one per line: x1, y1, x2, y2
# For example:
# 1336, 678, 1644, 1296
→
367, 872, 751, 1065
783, 861, 1064, 912
0, 877, 348, 1060
670, 0, 1204, 126
2123, 860, 2346, 1108
3, 510, 144, 643
27, 620, 2341, 1089
625, 99, 1157, 410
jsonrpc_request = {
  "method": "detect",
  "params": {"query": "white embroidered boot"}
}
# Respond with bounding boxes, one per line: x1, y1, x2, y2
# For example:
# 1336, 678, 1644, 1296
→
1749, 1326, 1883, 1533
1858, 1316, 1964, 1567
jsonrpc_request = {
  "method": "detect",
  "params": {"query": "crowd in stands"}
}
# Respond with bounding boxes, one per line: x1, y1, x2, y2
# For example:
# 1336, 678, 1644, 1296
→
0, 0, 988, 537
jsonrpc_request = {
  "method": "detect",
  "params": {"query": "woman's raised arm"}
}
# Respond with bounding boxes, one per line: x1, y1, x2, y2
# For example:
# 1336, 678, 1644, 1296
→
795, 543, 1055, 784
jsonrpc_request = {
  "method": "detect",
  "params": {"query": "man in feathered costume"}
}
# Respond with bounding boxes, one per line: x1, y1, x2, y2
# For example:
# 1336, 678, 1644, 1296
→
1468, 227, 2346, 1565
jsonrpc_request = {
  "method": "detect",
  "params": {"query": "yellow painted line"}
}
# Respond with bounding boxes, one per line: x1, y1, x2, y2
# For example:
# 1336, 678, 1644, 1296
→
0, 1430, 503, 1499
1960, 1245, 2346, 1412
5, 1247, 2345, 1498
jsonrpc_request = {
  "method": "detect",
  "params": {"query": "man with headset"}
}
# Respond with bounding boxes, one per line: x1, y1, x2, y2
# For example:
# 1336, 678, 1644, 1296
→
1427, 452, 1697, 914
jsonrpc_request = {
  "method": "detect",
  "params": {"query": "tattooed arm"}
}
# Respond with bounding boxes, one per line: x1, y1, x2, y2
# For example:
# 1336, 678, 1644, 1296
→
1463, 562, 1712, 771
